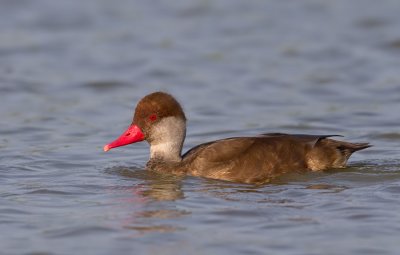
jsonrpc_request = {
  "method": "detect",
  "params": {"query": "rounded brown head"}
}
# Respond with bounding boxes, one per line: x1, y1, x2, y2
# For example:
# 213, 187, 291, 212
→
132, 92, 186, 142
104, 92, 186, 156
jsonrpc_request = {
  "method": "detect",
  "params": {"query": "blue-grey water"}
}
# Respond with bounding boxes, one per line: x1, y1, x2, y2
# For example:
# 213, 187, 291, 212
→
1, 0, 400, 254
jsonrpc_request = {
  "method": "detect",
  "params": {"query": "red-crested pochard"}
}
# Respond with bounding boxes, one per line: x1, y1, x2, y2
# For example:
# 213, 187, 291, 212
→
104, 92, 370, 184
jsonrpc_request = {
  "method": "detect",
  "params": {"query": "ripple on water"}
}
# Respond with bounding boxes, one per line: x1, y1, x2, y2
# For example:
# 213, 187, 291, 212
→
305, 183, 347, 193
43, 225, 117, 239
137, 209, 191, 219
379, 184, 400, 194
104, 166, 147, 179
383, 38, 400, 50
81, 80, 131, 91
370, 132, 400, 141
25, 189, 77, 195
356, 17, 389, 29
0, 208, 32, 215
123, 225, 185, 235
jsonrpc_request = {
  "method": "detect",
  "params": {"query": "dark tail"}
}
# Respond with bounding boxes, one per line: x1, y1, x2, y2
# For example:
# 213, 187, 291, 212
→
306, 138, 371, 170
337, 142, 371, 159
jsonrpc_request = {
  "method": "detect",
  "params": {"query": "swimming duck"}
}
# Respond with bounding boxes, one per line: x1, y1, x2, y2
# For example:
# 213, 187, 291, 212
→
104, 92, 370, 184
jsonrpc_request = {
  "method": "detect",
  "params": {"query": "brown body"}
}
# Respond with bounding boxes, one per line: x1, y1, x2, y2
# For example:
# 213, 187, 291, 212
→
147, 133, 370, 184
105, 92, 371, 184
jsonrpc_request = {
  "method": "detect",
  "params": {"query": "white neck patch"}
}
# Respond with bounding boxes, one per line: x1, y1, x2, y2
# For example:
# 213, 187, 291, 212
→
149, 116, 186, 162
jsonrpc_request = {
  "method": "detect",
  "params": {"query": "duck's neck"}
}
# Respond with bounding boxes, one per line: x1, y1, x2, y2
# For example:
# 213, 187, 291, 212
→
150, 141, 183, 162
149, 117, 186, 162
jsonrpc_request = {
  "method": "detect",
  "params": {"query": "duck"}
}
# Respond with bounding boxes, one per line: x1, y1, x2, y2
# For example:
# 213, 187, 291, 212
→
104, 92, 370, 184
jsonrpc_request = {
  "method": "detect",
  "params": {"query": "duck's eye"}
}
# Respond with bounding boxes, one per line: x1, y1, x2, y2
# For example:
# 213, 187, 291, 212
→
149, 114, 157, 122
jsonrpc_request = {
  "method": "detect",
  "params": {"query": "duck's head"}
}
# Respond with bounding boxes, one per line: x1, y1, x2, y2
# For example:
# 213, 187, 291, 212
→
104, 92, 186, 161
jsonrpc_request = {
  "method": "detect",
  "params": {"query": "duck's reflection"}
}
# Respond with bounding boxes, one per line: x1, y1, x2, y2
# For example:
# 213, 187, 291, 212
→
108, 165, 185, 201
141, 172, 185, 201
105, 165, 189, 236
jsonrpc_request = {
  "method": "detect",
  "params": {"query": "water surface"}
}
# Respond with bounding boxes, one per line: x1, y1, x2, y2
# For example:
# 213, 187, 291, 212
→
1, 0, 400, 254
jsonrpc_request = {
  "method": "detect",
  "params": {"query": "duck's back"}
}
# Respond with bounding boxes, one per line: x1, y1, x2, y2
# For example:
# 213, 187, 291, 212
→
182, 133, 370, 184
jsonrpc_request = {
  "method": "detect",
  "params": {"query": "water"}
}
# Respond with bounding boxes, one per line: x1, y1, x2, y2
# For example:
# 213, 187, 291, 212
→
1, 0, 400, 254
